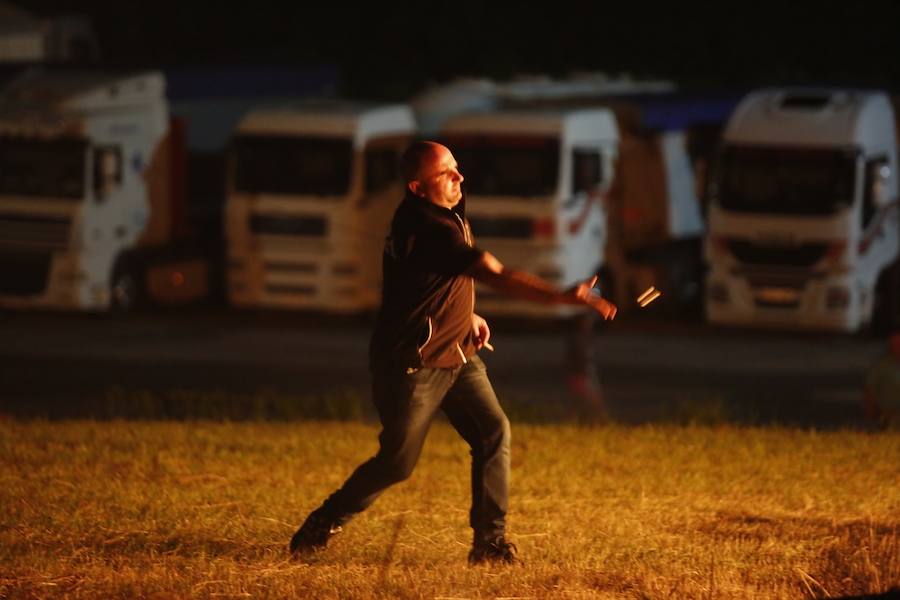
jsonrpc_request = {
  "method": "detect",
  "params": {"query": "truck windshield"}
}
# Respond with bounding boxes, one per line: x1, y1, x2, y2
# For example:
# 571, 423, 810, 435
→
443, 135, 559, 197
717, 145, 856, 215
0, 137, 86, 199
233, 135, 353, 196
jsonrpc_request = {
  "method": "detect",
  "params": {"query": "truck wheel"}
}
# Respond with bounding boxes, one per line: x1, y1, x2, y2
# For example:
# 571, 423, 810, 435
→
111, 270, 140, 311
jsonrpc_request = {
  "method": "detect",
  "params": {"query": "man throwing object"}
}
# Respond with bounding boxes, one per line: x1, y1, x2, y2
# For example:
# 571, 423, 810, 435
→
290, 141, 616, 564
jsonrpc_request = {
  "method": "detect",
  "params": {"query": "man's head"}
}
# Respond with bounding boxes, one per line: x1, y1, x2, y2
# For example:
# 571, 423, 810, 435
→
402, 141, 464, 209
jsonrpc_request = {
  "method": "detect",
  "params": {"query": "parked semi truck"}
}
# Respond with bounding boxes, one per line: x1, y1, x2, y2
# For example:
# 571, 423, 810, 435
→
438, 107, 619, 318
598, 93, 737, 314
705, 88, 900, 332
224, 101, 415, 312
415, 76, 737, 317
0, 68, 210, 310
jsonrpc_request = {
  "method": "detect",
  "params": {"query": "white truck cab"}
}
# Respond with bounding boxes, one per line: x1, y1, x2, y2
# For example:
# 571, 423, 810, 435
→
706, 88, 900, 332
0, 69, 180, 310
439, 107, 618, 317
224, 101, 416, 312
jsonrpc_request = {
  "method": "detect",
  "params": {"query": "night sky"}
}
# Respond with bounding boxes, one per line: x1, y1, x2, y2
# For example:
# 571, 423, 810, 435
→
20, 1, 900, 99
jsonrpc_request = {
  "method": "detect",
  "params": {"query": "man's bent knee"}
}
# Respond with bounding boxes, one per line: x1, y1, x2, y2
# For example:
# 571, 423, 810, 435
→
480, 413, 511, 455
380, 455, 417, 484
490, 413, 511, 444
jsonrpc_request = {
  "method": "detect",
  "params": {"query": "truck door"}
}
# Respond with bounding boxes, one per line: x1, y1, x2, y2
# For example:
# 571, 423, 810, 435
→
862, 155, 900, 328
860, 157, 897, 277
567, 146, 606, 276
90, 143, 136, 305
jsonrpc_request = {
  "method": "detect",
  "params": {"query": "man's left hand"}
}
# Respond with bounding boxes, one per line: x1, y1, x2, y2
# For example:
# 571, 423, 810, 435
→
472, 313, 491, 350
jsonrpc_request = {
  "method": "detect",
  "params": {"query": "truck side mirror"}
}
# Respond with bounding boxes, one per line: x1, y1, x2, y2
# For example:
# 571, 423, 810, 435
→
863, 157, 892, 228
573, 149, 602, 195
93, 146, 122, 202
872, 162, 891, 208
364, 147, 399, 194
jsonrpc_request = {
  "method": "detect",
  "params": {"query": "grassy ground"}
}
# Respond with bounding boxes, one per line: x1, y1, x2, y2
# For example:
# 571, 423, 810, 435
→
1, 420, 898, 599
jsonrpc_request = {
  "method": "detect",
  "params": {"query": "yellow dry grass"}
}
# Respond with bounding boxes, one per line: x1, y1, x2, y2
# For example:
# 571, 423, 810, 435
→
1, 420, 898, 599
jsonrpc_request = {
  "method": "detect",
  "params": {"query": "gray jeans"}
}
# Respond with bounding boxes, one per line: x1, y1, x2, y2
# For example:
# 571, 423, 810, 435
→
317, 354, 511, 544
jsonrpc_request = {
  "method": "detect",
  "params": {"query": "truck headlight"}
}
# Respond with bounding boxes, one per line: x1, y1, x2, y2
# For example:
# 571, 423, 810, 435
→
825, 286, 850, 310
332, 262, 358, 275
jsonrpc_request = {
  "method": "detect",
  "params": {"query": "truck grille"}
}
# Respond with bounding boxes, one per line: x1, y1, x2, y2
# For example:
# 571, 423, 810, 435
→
0, 252, 51, 295
468, 216, 532, 239
266, 283, 315, 296
738, 267, 810, 290
734, 266, 812, 309
726, 239, 828, 267
0, 213, 70, 251
250, 214, 327, 237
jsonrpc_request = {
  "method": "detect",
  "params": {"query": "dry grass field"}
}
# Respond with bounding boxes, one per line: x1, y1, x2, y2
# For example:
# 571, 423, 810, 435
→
2, 420, 899, 599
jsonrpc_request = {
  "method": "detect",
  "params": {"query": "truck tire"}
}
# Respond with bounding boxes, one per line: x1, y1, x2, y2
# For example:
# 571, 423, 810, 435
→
110, 265, 143, 312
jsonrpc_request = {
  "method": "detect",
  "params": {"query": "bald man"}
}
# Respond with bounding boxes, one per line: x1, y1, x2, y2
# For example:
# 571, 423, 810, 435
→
290, 141, 616, 564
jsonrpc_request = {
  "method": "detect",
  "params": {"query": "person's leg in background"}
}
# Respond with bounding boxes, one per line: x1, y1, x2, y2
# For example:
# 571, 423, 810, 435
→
564, 309, 607, 423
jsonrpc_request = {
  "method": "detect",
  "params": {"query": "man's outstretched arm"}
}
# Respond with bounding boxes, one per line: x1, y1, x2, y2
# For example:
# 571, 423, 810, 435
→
466, 251, 617, 319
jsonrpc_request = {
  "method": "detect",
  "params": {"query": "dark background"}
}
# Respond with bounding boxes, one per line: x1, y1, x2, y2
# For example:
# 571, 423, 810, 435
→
19, 1, 900, 98
3, 2, 895, 427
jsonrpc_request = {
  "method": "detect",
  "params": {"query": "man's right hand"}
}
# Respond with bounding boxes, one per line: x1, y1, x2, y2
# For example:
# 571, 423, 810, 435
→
588, 295, 617, 320
469, 252, 616, 318
566, 275, 617, 320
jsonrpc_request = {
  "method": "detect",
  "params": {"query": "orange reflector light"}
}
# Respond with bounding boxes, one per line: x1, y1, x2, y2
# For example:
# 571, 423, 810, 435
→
825, 240, 846, 262
532, 217, 555, 238
171, 271, 185, 287
711, 235, 730, 254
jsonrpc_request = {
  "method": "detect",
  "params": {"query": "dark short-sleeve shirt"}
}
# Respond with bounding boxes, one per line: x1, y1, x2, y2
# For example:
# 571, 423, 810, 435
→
369, 192, 484, 370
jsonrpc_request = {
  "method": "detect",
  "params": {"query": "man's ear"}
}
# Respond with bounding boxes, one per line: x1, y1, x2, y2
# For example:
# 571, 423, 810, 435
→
408, 181, 423, 197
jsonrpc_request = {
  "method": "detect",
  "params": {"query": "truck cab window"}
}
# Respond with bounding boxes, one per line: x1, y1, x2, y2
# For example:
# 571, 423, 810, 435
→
863, 157, 891, 228
365, 147, 399, 193
233, 136, 352, 197
717, 145, 855, 216
93, 146, 122, 201
444, 135, 559, 197
573, 149, 602, 195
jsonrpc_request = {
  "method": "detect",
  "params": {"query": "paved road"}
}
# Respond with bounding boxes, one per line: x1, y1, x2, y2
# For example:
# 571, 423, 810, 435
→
0, 309, 885, 427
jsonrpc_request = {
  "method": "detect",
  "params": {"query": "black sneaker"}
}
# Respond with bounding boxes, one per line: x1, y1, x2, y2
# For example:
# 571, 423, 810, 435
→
468, 536, 519, 565
289, 511, 342, 556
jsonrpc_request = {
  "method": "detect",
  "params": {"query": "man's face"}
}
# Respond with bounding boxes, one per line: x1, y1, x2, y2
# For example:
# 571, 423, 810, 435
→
410, 144, 464, 209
